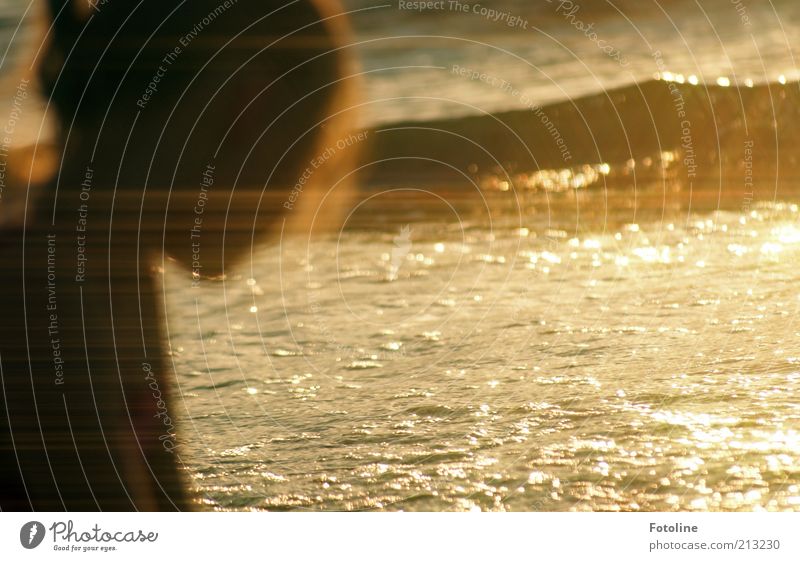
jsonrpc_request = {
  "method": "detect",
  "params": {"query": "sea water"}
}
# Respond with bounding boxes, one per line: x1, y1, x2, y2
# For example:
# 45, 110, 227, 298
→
167, 186, 800, 511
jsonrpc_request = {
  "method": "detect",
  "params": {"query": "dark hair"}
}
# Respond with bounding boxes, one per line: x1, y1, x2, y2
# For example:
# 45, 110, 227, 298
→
40, 0, 356, 189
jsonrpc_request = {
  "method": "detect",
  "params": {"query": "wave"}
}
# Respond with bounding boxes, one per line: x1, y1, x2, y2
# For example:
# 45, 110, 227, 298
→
363, 78, 799, 193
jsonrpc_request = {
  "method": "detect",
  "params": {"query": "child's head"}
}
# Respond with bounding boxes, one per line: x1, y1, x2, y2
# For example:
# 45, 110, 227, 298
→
40, 0, 356, 190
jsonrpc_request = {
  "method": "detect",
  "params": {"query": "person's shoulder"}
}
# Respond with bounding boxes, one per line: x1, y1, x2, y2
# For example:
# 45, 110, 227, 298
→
0, 143, 58, 231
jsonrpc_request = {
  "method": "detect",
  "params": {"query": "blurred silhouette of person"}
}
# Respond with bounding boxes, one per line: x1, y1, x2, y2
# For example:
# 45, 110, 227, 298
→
0, 0, 357, 510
